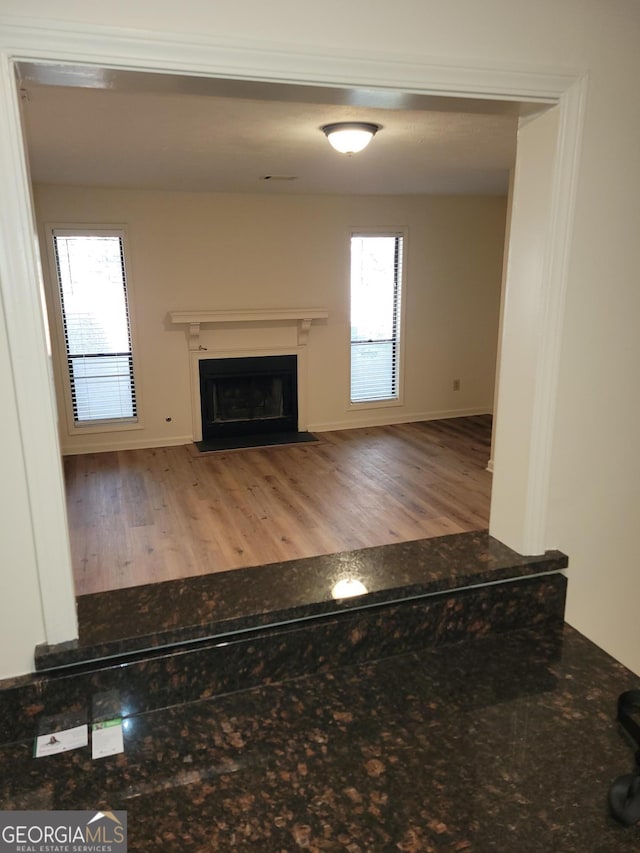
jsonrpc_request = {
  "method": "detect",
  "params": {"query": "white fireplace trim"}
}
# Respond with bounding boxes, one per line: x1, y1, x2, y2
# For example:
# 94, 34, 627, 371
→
172, 308, 327, 441
170, 308, 328, 350
189, 346, 310, 442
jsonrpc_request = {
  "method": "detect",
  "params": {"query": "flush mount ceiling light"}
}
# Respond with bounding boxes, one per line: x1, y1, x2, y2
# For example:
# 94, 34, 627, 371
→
321, 122, 380, 154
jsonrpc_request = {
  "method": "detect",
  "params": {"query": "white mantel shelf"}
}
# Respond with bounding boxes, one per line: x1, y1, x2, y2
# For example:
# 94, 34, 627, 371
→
169, 308, 328, 349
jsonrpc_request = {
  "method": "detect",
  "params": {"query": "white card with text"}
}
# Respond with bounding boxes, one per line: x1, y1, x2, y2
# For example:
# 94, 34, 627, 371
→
92, 719, 124, 759
34, 725, 88, 758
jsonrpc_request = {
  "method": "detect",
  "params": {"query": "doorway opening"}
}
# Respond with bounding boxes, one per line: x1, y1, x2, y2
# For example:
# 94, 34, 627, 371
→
0, 40, 580, 652
25, 68, 514, 590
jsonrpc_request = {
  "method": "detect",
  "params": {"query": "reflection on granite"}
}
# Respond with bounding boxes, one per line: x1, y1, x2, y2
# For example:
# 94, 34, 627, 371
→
2, 624, 639, 851
0, 574, 566, 745
36, 531, 567, 669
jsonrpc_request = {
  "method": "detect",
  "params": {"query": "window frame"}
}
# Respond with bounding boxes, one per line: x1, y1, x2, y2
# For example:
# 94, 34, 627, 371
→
348, 227, 408, 411
44, 224, 143, 437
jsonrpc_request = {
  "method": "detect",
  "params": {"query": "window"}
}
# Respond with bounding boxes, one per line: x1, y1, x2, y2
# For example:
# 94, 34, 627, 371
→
51, 229, 138, 426
350, 232, 404, 404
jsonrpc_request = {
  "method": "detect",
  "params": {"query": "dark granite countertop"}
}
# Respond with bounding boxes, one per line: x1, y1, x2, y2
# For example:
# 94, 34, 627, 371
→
37, 532, 567, 669
4, 623, 640, 851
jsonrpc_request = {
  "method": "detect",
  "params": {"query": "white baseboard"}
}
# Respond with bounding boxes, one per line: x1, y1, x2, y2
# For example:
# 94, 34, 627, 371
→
309, 407, 493, 433
60, 409, 493, 454
60, 434, 193, 456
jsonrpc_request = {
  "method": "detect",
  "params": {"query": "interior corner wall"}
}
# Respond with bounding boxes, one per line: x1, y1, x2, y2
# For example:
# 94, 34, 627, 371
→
33, 185, 507, 454
489, 107, 560, 553
0, 291, 47, 677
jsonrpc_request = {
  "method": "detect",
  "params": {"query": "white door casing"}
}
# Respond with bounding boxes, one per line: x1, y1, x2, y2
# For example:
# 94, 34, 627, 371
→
0, 16, 587, 664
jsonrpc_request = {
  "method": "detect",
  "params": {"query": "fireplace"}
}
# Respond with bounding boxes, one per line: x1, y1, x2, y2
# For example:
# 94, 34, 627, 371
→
199, 355, 298, 441
170, 306, 327, 447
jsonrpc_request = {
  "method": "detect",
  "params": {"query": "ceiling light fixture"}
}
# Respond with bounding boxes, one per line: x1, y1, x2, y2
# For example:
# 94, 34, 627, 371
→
321, 122, 380, 155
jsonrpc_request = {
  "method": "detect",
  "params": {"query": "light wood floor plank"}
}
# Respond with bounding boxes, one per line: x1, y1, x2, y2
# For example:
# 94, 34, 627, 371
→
64, 415, 493, 595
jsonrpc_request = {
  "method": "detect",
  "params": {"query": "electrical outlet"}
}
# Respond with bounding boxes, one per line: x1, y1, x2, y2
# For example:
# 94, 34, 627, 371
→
453, 379, 461, 391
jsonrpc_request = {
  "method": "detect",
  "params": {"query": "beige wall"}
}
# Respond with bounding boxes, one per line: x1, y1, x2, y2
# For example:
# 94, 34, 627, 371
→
34, 185, 507, 454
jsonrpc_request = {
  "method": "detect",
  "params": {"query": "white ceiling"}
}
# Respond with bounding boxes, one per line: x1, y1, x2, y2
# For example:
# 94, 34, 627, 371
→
18, 64, 522, 196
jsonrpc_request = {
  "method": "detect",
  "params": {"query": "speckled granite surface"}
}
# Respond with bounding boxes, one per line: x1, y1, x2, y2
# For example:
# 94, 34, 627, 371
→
0, 573, 566, 744
2, 624, 639, 851
36, 532, 568, 669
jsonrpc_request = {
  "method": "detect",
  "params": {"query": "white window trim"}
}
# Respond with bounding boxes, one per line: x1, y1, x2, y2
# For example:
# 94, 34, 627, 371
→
43, 223, 144, 437
347, 226, 408, 412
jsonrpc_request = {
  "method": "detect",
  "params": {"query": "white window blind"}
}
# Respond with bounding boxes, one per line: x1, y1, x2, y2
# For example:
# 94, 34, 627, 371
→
350, 233, 403, 403
52, 230, 137, 425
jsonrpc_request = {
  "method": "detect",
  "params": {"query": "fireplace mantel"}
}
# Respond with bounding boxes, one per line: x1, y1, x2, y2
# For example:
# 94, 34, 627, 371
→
169, 308, 328, 350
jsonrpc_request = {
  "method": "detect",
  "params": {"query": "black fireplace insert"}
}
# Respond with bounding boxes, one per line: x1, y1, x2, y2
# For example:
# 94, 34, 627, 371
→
199, 355, 298, 441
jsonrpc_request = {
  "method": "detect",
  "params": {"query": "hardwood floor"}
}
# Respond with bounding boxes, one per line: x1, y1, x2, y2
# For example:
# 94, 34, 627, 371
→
64, 416, 493, 596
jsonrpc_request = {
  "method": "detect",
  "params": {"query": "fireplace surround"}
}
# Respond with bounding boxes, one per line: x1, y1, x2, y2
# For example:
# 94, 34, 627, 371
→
169, 307, 328, 445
